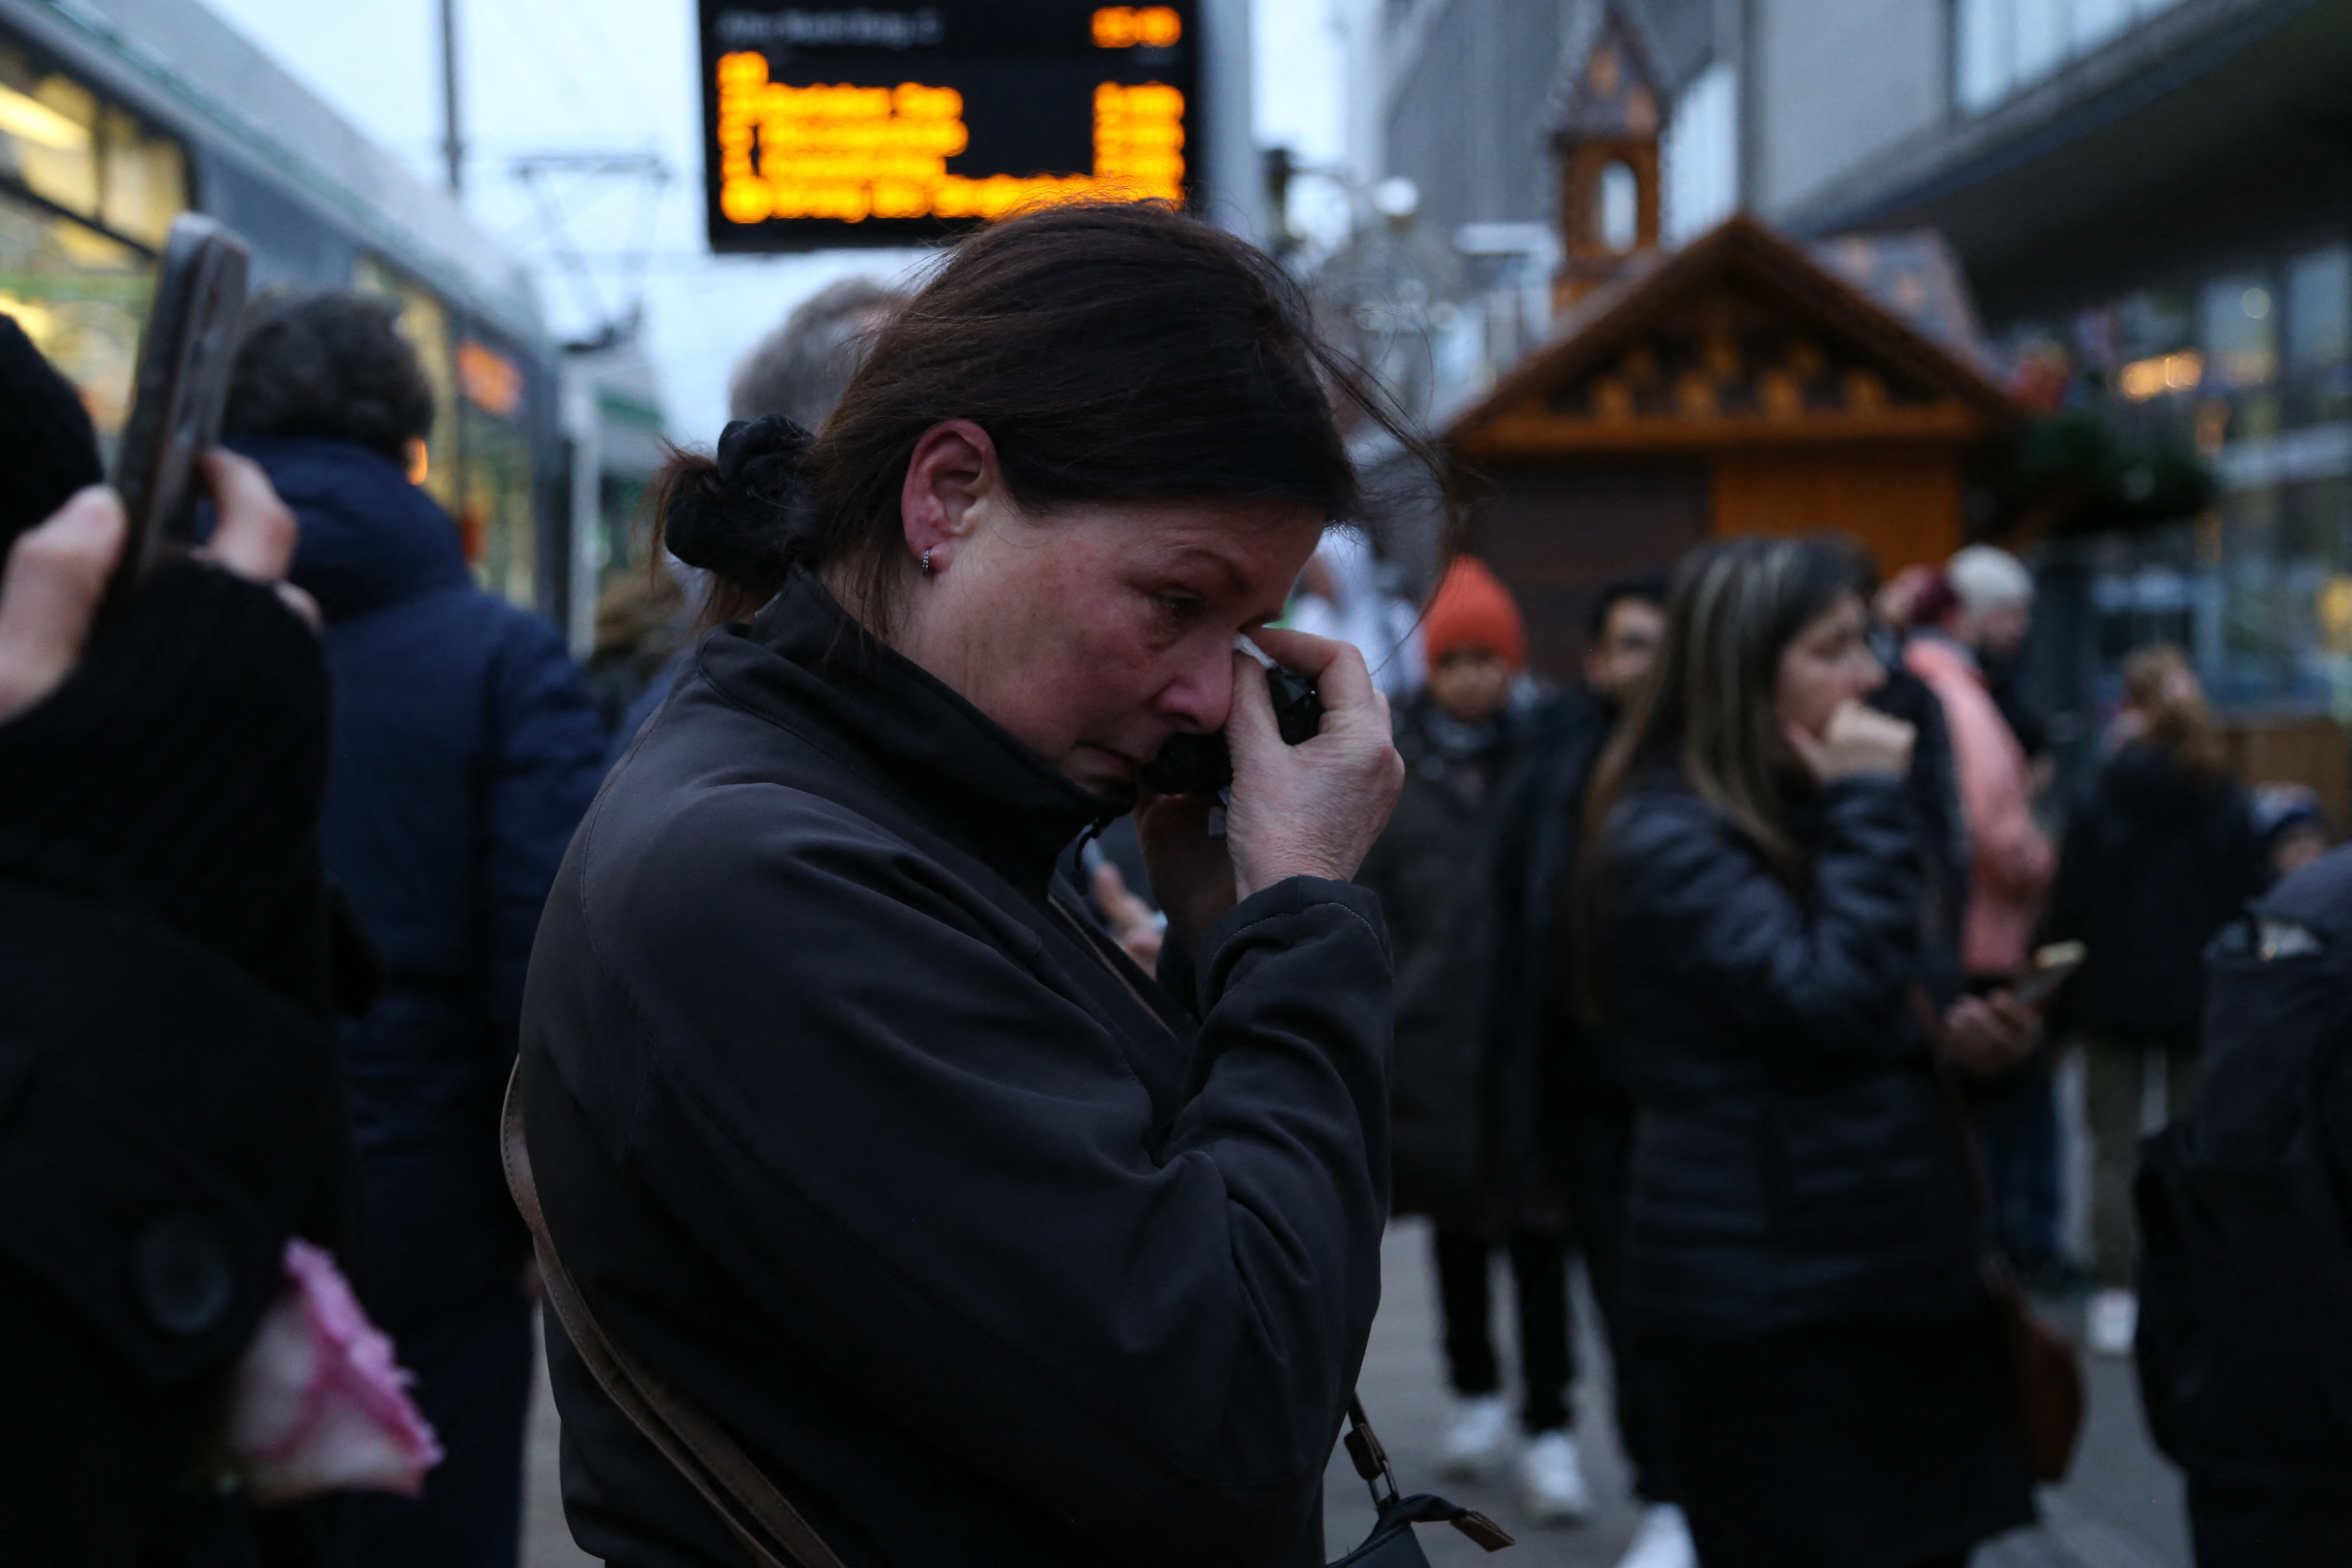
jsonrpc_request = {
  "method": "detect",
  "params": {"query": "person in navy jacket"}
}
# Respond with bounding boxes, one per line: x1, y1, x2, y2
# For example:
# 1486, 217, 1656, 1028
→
223, 293, 607, 1568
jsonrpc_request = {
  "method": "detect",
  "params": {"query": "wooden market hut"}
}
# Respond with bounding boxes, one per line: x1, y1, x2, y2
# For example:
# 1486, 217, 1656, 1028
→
1440, 5, 2020, 682
1447, 214, 2021, 681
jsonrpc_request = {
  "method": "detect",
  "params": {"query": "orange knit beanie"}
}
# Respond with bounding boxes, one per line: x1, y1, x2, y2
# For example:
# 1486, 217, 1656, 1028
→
1421, 556, 1526, 671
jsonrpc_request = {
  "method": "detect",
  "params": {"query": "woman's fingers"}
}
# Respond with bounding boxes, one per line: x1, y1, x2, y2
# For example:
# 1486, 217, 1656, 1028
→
0, 487, 127, 725
1249, 624, 1374, 721
197, 449, 299, 584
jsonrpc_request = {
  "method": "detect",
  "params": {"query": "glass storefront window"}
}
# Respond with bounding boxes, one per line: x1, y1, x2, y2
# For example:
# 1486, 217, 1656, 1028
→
2117, 289, 2193, 361
1954, 0, 2187, 113
2201, 272, 2277, 391
0, 189, 151, 445
2285, 246, 2349, 427
2286, 248, 2348, 372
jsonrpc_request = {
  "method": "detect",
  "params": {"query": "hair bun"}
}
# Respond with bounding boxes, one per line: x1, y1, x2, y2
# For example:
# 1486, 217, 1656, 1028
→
663, 414, 815, 576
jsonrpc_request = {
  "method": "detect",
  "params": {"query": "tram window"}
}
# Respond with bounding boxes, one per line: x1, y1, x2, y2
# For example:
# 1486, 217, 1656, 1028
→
0, 44, 186, 245
0, 190, 151, 442
0, 51, 98, 216
461, 401, 537, 608
354, 255, 460, 515
99, 107, 184, 248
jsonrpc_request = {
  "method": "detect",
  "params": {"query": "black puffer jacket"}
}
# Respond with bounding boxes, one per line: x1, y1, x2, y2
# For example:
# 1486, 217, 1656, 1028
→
1355, 695, 1515, 1223
521, 567, 1392, 1568
2043, 744, 2261, 1039
1595, 771, 1982, 1337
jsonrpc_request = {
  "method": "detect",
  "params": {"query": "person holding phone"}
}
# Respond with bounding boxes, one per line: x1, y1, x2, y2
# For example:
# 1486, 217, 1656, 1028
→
0, 315, 354, 1565
1583, 536, 2037, 1568
517, 203, 1417, 1567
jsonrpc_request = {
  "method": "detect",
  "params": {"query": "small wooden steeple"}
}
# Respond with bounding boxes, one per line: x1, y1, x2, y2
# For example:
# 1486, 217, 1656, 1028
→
1551, 2, 1666, 309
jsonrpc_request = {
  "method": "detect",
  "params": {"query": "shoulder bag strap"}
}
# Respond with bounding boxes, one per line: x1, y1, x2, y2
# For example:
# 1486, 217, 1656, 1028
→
501, 1064, 849, 1568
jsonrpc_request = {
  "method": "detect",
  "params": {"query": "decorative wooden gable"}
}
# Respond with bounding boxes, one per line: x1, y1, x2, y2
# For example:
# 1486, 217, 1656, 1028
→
1453, 215, 2015, 461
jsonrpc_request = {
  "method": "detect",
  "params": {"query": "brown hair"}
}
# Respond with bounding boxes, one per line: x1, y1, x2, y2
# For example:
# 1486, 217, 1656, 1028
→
654, 201, 1430, 632
1568, 535, 1874, 1020
2121, 644, 2224, 777
1585, 535, 1876, 882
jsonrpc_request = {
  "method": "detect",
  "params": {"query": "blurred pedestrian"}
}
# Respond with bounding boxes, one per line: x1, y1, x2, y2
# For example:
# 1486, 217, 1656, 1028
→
584, 566, 687, 739
727, 275, 909, 429
0, 314, 360, 1564
2042, 646, 2262, 1355
2250, 783, 2329, 884
1587, 535, 2039, 1568
1907, 548, 2062, 1278
2135, 844, 2352, 1566
600, 278, 914, 764
518, 203, 1420, 1566
1907, 549, 2052, 980
1359, 557, 1592, 1522
1486, 570, 1690, 1564
1948, 545, 2050, 776
222, 293, 608, 1568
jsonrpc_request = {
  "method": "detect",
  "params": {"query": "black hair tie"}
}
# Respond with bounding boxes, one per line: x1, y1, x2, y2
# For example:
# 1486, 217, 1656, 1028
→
664, 414, 815, 576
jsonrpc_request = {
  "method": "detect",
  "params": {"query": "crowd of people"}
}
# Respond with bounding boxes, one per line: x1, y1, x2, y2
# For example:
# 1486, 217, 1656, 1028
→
3, 199, 2347, 1568
1364, 528, 2349, 1566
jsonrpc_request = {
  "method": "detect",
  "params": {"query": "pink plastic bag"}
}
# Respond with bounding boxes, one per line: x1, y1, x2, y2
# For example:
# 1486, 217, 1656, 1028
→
227, 1239, 444, 1504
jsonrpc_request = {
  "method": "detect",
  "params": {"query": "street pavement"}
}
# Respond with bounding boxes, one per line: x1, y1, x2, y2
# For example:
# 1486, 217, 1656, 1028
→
523, 1216, 2193, 1567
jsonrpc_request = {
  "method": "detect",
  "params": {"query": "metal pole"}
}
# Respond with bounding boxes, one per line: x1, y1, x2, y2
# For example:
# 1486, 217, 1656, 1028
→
439, 0, 464, 196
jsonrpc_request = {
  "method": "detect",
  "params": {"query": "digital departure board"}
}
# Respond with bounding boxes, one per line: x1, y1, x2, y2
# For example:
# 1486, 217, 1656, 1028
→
699, 2, 1200, 250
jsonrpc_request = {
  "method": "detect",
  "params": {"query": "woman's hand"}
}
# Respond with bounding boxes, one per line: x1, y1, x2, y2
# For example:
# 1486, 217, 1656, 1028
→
1785, 699, 1914, 784
1942, 990, 2041, 1077
1224, 626, 1403, 901
0, 453, 311, 727
1135, 628, 1403, 953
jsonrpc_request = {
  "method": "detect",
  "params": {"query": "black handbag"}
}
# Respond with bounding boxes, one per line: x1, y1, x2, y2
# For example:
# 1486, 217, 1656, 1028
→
503, 1068, 1511, 1567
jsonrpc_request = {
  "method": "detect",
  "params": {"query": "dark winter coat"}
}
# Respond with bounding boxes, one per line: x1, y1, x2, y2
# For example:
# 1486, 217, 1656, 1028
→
1355, 695, 1515, 1223
232, 436, 607, 1331
518, 567, 1392, 1568
1483, 687, 1619, 1213
0, 562, 349, 1565
2043, 742, 2262, 1041
1595, 771, 1983, 1337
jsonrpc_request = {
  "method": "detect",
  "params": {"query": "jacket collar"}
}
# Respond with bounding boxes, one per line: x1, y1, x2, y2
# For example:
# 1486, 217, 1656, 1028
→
228, 437, 475, 622
699, 566, 1122, 895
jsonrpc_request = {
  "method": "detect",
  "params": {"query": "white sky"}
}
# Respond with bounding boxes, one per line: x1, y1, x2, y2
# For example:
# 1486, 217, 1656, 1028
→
196, 0, 1351, 441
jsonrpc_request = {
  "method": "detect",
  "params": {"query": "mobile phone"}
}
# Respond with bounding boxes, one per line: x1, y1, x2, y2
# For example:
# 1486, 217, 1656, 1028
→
1141, 663, 1324, 796
110, 213, 252, 600
2014, 940, 2087, 1009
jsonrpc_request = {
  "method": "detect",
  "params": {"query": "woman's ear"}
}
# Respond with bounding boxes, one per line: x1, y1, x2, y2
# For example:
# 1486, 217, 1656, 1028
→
900, 420, 999, 576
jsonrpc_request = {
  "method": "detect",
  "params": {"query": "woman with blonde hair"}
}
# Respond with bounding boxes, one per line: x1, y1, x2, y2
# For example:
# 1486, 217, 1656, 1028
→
2043, 644, 2264, 1354
1583, 535, 2038, 1568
